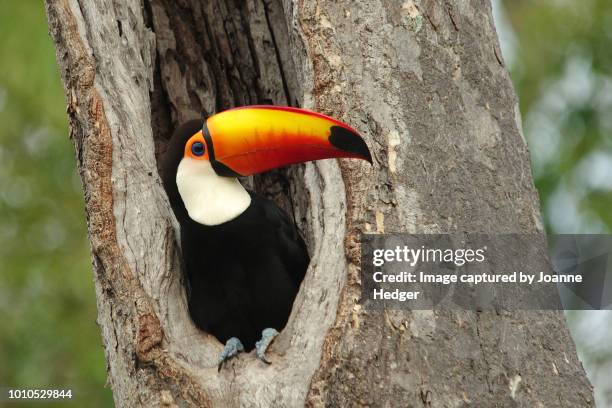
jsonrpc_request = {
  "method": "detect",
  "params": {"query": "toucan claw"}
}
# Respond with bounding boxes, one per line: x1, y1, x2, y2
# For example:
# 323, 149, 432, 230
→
255, 328, 279, 365
217, 337, 244, 372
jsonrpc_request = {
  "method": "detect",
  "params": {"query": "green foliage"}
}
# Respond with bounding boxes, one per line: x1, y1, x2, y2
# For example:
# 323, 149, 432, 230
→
503, 0, 612, 233
501, 2, 612, 406
0, 1, 112, 406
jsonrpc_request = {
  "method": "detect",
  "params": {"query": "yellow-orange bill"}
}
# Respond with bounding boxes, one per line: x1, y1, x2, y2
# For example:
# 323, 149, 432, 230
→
204, 105, 372, 177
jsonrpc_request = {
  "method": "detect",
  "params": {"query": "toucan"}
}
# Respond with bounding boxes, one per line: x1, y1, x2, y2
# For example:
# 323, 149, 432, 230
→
161, 105, 371, 369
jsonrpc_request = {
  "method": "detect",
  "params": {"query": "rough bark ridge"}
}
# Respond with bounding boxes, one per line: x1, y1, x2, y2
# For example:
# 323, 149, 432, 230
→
45, 0, 593, 406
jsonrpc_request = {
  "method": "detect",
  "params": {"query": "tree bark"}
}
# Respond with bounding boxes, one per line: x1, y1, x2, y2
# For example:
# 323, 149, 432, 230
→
45, 0, 593, 406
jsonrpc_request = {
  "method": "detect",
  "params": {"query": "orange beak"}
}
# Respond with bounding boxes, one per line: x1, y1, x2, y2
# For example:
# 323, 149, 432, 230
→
203, 105, 372, 177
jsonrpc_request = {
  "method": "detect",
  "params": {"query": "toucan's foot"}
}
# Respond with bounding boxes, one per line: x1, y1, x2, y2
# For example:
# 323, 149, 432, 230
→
255, 328, 279, 364
217, 337, 244, 371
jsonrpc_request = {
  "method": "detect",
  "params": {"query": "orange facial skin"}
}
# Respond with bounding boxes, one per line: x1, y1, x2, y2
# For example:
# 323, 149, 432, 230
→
184, 105, 372, 177
184, 130, 210, 161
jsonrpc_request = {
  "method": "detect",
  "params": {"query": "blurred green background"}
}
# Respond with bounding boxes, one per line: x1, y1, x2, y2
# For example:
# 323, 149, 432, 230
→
0, 1, 610, 407
0, 1, 113, 406
495, 1, 612, 406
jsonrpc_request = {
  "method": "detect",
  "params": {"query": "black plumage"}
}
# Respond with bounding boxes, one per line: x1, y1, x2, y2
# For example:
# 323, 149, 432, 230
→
162, 120, 309, 350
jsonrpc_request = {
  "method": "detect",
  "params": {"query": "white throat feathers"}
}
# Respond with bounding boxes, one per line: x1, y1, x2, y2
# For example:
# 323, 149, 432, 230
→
176, 157, 251, 226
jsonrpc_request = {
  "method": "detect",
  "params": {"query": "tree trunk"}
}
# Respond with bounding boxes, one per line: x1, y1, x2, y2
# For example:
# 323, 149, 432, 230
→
45, 0, 593, 406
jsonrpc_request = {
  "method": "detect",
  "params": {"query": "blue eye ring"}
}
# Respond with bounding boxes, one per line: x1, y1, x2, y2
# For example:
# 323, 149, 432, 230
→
191, 141, 205, 156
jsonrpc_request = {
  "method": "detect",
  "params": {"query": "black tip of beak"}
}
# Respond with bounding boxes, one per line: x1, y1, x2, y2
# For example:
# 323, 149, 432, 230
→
329, 126, 373, 164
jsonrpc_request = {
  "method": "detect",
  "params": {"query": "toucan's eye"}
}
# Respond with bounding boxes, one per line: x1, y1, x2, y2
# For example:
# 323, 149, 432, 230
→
191, 141, 205, 157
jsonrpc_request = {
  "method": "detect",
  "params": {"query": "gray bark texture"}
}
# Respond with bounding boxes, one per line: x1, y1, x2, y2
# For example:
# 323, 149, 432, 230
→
45, 0, 594, 406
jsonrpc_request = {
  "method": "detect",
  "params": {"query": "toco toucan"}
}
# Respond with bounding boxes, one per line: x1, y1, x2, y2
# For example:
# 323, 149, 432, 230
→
161, 105, 371, 369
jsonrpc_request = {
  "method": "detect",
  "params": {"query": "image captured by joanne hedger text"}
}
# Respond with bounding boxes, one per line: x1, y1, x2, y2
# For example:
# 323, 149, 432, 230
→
360, 234, 612, 311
